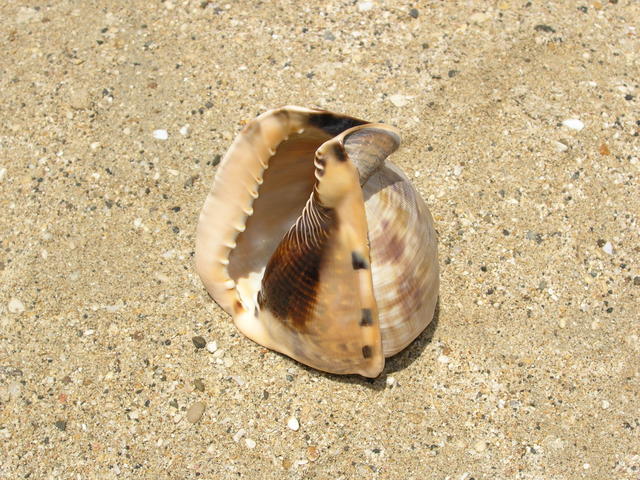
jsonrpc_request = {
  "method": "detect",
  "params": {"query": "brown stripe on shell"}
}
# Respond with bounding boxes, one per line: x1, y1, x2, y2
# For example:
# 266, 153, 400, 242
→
362, 345, 372, 358
257, 191, 336, 331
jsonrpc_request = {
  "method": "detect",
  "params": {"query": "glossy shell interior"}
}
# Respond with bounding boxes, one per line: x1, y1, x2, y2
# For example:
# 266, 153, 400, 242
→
195, 106, 439, 377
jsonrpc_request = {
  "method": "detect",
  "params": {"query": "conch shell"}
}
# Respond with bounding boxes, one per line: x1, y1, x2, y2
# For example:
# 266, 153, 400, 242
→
195, 106, 438, 377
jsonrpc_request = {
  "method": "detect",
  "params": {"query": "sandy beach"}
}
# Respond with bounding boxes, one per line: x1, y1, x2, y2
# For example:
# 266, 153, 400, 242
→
1, 1, 639, 478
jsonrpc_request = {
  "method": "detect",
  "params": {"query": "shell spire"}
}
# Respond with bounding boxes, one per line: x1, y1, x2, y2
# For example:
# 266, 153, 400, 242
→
342, 125, 401, 185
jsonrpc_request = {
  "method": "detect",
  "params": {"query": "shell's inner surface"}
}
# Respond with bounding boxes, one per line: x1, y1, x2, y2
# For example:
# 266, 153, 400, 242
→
195, 106, 439, 377
227, 130, 327, 305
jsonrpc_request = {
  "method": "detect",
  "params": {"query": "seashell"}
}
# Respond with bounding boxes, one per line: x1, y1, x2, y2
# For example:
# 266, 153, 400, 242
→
195, 106, 439, 377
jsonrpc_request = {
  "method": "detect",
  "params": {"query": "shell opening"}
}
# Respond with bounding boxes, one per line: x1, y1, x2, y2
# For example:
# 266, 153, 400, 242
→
226, 129, 335, 311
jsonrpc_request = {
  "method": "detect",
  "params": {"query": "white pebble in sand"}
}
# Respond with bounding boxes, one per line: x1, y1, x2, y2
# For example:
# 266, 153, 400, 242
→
206, 340, 218, 353
553, 140, 569, 152
602, 241, 613, 255
233, 428, 246, 442
473, 440, 487, 452
287, 417, 300, 431
437, 354, 451, 364
7, 381, 22, 399
245, 438, 256, 449
8, 298, 25, 314
562, 118, 584, 131
152, 129, 169, 140
0, 167, 6, 182
389, 94, 409, 107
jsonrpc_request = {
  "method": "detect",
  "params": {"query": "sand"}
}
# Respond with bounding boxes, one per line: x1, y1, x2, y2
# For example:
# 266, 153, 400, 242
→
1, 1, 639, 479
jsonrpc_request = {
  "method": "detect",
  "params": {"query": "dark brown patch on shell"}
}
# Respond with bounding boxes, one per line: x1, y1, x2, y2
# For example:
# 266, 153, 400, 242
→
360, 308, 373, 326
351, 252, 369, 270
258, 194, 336, 331
362, 345, 372, 358
308, 112, 367, 136
331, 143, 348, 162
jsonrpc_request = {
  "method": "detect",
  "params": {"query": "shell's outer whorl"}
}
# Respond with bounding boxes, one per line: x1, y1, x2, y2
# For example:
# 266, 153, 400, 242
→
363, 163, 440, 357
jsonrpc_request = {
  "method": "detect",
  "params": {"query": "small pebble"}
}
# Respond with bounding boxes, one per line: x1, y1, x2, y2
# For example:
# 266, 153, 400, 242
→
357, 1, 373, 11
306, 446, 319, 461
547, 436, 565, 450
7, 381, 21, 400
562, 118, 584, 131
8, 298, 25, 314
602, 241, 613, 255
206, 340, 218, 353
389, 94, 409, 107
233, 428, 246, 442
601, 399, 610, 409
437, 354, 451, 364
194, 378, 205, 392
192, 336, 206, 349
386, 376, 397, 387
469, 12, 490, 23
554, 140, 569, 152
152, 129, 169, 140
473, 440, 487, 452
55, 420, 67, 431
245, 438, 256, 449
179, 125, 190, 136
213, 348, 225, 358
409, 8, 419, 18
69, 88, 91, 110
287, 417, 300, 431
186, 401, 206, 423
0, 167, 6, 182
